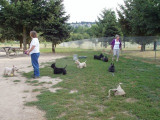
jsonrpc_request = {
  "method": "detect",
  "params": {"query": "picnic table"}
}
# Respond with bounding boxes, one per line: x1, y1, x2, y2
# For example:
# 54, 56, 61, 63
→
1, 47, 22, 56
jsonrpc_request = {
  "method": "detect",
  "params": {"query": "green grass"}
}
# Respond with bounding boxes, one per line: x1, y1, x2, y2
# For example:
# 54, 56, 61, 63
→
13, 80, 20, 82
40, 48, 92, 53
30, 80, 39, 83
24, 51, 160, 120
32, 88, 41, 92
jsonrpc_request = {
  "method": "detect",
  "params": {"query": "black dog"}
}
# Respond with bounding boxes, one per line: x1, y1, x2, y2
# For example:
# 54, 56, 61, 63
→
108, 63, 115, 73
102, 56, 108, 62
94, 53, 104, 60
51, 63, 67, 75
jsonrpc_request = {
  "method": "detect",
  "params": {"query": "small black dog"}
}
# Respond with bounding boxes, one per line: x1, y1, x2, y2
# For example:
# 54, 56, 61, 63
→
51, 63, 67, 75
108, 63, 115, 73
94, 53, 104, 60
102, 56, 108, 62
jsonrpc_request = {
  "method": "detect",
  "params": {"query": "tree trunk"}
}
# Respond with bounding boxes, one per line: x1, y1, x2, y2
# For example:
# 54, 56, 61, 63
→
153, 41, 157, 51
23, 26, 27, 51
141, 44, 145, 51
20, 39, 23, 49
52, 41, 56, 53
123, 41, 125, 48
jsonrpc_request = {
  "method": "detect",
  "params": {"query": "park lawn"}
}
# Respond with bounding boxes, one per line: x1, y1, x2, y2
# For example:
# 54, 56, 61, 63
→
40, 48, 93, 53
24, 51, 160, 120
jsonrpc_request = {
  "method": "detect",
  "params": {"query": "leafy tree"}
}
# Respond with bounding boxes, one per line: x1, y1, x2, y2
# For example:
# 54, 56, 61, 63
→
0, 0, 70, 52
88, 24, 100, 38
118, 0, 160, 51
0, 0, 45, 50
67, 26, 92, 41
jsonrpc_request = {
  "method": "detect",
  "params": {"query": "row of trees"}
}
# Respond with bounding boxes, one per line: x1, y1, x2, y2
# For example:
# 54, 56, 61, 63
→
117, 0, 160, 51
0, 0, 70, 53
68, 9, 121, 41
66, 26, 91, 41
0, 0, 160, 52
66, 9, 121, 42
69, 0, 160, 51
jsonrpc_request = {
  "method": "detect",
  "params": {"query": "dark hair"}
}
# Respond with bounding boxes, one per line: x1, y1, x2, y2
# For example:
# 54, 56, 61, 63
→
30, 31, 37, 38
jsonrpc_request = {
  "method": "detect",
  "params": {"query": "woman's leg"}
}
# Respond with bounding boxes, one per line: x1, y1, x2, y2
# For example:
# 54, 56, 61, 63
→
112, 49, 116, 61
31, 53, 40, 77
116, 49, 120, 61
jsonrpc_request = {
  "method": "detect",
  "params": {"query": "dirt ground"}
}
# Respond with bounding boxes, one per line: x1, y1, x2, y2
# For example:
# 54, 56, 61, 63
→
0, 53, 66, 120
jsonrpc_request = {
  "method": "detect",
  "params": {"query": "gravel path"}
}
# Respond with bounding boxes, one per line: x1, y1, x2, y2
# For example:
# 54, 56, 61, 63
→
0, 53, 66, 120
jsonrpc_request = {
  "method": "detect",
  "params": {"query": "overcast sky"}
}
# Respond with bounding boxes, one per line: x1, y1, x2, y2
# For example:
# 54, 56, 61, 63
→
63, 0, 124, 23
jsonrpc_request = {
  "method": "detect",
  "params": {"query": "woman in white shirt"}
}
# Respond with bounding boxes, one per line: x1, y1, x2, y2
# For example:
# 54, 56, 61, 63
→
110, 35, 122, 62
26, 31, 40, 78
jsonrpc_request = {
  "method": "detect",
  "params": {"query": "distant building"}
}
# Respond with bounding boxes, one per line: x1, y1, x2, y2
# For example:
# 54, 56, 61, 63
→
70, 21, 96, 28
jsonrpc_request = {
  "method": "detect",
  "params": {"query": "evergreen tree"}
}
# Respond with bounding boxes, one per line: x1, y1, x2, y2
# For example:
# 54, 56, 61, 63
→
39, 0, 70, 53
95, 9, 121, 37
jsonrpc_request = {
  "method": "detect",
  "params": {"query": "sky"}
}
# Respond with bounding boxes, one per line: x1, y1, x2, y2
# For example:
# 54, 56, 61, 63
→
63, 0, 124, 23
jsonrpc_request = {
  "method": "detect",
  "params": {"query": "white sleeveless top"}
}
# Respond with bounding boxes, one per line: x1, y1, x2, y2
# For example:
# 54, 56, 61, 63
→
114, 40, 120, 50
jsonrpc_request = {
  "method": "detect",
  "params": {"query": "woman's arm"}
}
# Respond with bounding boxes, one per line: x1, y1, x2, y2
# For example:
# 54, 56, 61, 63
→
27, 45, 35, 55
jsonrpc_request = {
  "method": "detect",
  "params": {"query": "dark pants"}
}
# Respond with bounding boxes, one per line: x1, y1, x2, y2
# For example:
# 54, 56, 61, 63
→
31, 53, 40, 77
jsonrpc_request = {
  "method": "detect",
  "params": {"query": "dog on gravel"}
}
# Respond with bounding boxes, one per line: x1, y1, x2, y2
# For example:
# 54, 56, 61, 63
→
75, 60, 87, 69
51, 63, 67, 75
4, 65, 18, 76
94, 53, 104, 60
107, 83, 126, 98
102, 56, 108, 62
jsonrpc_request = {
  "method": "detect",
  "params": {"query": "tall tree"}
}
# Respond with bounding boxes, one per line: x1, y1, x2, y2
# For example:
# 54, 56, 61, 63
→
118, 0, 160, 51
0, 0, 70, 52
40, 0, 70, 53
95, 9, 121, 38
0, 0, 50, 50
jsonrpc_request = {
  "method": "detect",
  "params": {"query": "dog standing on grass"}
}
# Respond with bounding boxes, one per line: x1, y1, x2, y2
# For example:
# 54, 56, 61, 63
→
75, 60, 87, 69
51, 63, 67, 75
108, 63, 115, 72
4, 65, 18, 76
108, 63, 115, 76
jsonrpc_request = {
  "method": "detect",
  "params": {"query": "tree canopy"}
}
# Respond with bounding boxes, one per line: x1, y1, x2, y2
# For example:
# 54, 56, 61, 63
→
0, 0, 70, 52
38, 0, 70, 53
117, 0, 160, 50
94, 9, 121, 38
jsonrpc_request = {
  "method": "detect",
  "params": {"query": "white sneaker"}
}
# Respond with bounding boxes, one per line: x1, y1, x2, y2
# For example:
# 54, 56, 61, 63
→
116, 59, 118, 62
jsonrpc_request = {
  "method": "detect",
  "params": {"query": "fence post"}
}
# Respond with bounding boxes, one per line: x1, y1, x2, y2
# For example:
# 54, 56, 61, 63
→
155, 49, 156, 61
154, 40, 157, 61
